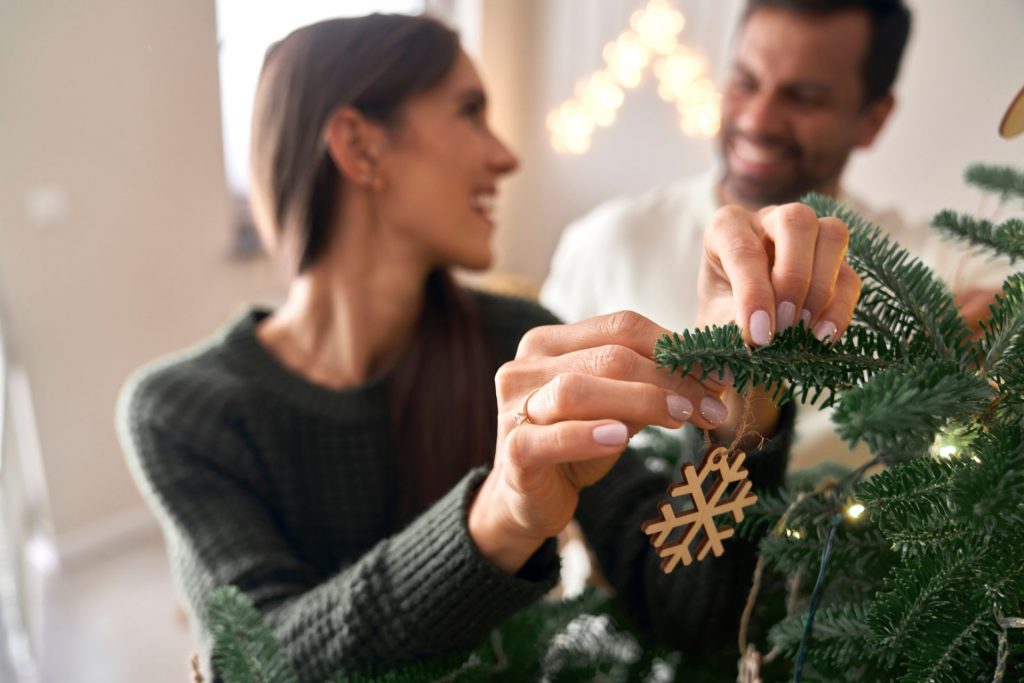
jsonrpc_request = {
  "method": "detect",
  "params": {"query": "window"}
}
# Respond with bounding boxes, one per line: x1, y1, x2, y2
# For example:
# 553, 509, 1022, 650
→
215, 0, 426, 200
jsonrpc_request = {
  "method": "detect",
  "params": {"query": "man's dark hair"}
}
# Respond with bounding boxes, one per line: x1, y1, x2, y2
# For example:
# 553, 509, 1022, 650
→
743, 0, 912, 103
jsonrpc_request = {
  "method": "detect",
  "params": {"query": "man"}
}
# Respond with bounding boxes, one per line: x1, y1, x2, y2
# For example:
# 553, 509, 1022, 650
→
541, 0, 1002, 468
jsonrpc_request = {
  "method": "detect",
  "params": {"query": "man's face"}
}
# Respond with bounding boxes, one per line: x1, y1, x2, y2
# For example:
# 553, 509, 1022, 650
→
719, 8, 891, 208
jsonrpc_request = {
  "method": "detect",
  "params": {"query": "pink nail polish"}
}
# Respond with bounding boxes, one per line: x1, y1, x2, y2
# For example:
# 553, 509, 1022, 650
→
700, 396, 729, 425
750, 310, 773, 346
814, 320, 838, 342
777, 301, 796, 331
593, 423, 628, 446
667, 395, 693, 421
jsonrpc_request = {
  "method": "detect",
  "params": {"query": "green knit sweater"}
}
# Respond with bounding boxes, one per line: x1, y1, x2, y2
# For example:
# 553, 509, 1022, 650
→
117, 291, 792, 681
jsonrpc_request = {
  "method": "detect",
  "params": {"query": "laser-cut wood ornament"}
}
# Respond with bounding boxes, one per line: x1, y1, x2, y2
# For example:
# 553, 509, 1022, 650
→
641, 446, 758, 573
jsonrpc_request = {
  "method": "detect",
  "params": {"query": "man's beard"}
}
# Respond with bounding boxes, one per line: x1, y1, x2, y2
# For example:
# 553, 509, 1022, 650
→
718, 128, 849, 208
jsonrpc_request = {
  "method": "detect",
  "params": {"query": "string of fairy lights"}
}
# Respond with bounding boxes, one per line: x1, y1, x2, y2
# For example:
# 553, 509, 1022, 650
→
547, 0, 722, 154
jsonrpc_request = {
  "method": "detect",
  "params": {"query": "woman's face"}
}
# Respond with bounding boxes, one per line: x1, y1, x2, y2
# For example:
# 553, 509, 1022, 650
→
374, 50, 519, 272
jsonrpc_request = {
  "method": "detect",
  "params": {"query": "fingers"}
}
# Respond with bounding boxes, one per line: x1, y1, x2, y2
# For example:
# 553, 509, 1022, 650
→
704, 206, 776, 347
809, 262, 860, 342
761, 204, 818, 332
522, 372, 729, 431
517, 310, 668, 360
505, 420, 629, 469
801, 216, 848, 334
755, 204, 858, 343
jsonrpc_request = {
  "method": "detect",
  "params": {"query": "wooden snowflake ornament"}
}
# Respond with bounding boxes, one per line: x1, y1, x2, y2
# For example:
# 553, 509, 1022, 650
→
641, 446, 757, 573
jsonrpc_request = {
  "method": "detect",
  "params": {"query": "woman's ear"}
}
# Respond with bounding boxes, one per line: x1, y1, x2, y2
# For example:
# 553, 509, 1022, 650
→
324, 106, 386, 190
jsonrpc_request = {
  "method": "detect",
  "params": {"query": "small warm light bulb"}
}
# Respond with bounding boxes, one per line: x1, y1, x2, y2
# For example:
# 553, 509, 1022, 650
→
548, 101, 595, 155
938, 444, 958, 459
846, 503, 866, 521
631, 0, 686, 55
604, 32, 650, 87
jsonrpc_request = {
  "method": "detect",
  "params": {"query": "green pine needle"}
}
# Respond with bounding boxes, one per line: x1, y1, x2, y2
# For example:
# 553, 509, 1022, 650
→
654, 323, 899, 407
868, 550, 977, 668
949, 420, 1024, 531
208, 586, 298, 683
978, 272, 1024, 376
804, 193, 973, 365
768, 601, 881, 675
856, 457, 965, 520
964, 163, 1024, 203
899, 546, 1024, 683
931, 211, 1024, 264
831, 362, 993, 458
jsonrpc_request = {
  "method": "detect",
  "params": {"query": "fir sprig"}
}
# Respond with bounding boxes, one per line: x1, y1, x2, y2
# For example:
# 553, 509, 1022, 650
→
931, 211, 1024, 264
977, 272, 1024, 376
654, 324, 899, 407
208, 586, 298, 683
830, 362, 993, 459
804, 193, 973, 365
948, 421, 1024, 531
768, 602, 878, 673
965, 163, 1024, 203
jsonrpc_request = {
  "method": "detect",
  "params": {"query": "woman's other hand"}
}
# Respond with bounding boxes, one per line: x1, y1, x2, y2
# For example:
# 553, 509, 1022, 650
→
469, 311, 728, 573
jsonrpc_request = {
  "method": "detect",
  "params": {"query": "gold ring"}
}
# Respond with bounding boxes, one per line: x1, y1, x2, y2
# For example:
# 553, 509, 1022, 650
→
513, 388, 541, 428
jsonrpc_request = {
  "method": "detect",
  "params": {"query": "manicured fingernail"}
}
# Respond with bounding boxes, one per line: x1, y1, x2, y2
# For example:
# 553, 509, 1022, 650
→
800, 309, 812, 328
814, 320, 838, 342
666, 394, 693, 422
715, 364, 734, 386
777, 301, 796, 331
593, 423, 628, 446
700, 396, 729, 425
750, 310, 773, 346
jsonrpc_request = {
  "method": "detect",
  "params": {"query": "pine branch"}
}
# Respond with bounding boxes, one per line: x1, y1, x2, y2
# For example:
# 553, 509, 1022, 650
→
759, 523, 892, 579
737, 487, 837, 542
830, 362, 993, 458
768, 601, 883, 677
978, 272, 1024, 376
964, 163, 1024, 204
856, 457, 964, 524
900, 545, 1024, 683
804, 193, 973, 365
949, 420, 1024, 531
931, 211, 1024, 264
854, 457, 973, 554
868, 550, 977, 669
654, 324, 899, 407
208, 586, 298, 683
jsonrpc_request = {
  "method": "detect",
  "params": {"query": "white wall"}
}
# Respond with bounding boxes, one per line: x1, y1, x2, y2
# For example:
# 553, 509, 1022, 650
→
844, 0, 1024, 223
0, 0, 284, 549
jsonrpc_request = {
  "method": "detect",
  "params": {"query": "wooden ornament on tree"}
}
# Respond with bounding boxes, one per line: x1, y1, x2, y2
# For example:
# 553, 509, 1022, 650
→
641, 446, 758, 573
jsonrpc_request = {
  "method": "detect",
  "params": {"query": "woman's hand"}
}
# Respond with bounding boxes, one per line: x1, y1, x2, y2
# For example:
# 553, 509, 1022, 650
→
470, 311, 730, 573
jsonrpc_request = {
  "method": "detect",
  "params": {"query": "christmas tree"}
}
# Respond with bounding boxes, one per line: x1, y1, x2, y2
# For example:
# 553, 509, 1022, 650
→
203, 162, 1023, 682
655, 162, 1024, 682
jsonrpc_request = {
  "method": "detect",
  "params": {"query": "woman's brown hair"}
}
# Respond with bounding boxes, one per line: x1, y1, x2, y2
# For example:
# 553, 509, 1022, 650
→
250, 14, 498, 522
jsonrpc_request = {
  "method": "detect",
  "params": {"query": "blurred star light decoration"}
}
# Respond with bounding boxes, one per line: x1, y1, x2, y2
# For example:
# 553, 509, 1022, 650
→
547, 0, 721, 154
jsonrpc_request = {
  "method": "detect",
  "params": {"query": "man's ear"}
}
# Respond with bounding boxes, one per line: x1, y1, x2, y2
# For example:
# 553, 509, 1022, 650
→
323, 106, 386, 189
855, 93, 896, 149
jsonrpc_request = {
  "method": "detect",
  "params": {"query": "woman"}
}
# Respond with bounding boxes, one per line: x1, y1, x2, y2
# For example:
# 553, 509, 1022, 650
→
118, 13, 859, 681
